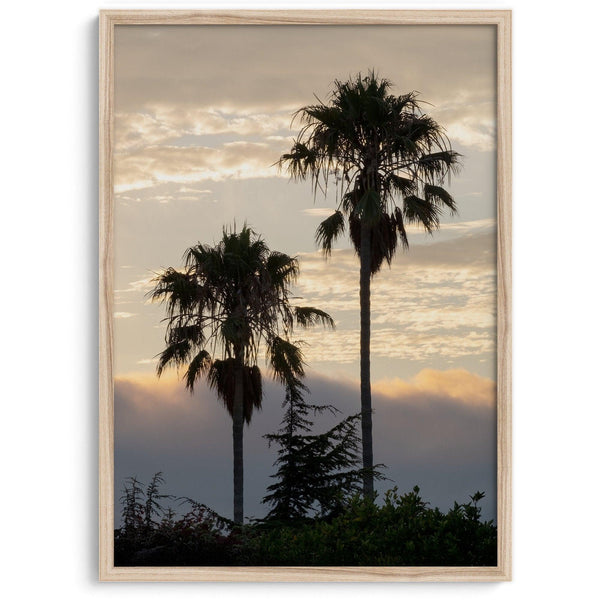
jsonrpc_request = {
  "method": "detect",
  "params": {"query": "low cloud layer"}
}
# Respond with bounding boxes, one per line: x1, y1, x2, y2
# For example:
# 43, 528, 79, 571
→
374, 368, 496, 407
114, 368, 497, 525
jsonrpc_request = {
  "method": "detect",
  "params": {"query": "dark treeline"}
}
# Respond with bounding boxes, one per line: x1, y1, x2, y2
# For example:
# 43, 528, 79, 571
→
116, 378, 496, 566
115, 474, 496, 567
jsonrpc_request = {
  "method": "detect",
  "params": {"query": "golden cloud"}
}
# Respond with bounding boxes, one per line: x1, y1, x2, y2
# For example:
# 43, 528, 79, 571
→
115, 371, 193, 409
373, 368, 495, 407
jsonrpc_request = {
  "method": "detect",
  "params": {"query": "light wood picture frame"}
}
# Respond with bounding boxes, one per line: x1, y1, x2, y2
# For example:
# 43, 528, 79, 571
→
99, 9, 511, 582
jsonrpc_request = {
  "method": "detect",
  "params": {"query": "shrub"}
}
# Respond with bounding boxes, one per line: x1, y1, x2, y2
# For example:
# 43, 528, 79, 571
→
249, 487, 496, 566
115, 475, 496, 567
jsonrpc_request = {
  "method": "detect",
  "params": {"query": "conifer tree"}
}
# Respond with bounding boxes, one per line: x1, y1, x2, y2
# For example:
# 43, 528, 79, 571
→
263, 355, 379, 521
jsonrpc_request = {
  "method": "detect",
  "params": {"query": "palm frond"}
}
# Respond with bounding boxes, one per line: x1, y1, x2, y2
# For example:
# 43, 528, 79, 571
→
149, 268, 197, 318
315, 211, 345, 256
266, 252, 299, 287
424, 183, 457, 214
278, 142, 321, 180
184, 349, 212, 392
418, 150, 462, 181
386, 173, 416, 196
167, 324, 203, 346
294, 306, 335, 329
156, 339, 192, 377
403, 195, 442, 232
349, 211, 401, 274
208, 358, 263, 424
393, 207, 409, 251
268, 337, 305, 384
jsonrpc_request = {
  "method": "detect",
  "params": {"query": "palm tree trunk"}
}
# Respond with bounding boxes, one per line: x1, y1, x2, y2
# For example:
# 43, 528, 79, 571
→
232, 356, 244, 524
359, 222, 374, 499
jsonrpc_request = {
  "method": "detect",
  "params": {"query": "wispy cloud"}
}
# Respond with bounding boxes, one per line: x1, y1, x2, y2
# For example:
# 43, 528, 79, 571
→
429, 91, 496, 152
114, 276, 154, 295
114, 312, 137, 319
302, 208, 336, 218
136, 358, 158, 365
178, 186, 212, 194
116, 106, 294, 153
293, 232, 496, 366
113, 26, 497, 196
115, 141, 288, 193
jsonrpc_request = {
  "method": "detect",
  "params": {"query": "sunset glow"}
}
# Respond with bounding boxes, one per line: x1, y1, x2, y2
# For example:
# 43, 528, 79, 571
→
112, 23, 498, 523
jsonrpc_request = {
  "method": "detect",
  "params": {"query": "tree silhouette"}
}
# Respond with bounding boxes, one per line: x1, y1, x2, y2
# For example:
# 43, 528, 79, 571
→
150, 225, 333, 523
263, 342, 374, 521
280, 71, 461, 497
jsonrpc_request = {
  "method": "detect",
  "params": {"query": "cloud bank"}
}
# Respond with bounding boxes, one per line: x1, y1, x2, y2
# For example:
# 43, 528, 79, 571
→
114, 368, 497, 525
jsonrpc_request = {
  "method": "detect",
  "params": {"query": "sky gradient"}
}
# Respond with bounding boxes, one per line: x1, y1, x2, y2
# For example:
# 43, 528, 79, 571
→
112, 24, 498, 522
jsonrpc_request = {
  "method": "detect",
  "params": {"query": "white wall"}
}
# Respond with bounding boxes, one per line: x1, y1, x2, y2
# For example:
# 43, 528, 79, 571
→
2, 0, 598, 596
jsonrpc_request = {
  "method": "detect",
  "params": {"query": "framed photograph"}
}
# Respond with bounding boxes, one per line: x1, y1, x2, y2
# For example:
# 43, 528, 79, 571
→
99, 10, 511, 582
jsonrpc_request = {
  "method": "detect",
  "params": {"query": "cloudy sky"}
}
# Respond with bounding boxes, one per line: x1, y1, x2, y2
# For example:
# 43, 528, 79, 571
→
112, 24, 498, 522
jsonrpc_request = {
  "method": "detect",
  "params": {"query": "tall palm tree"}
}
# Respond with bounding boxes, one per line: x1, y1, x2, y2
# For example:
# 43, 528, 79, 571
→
279, 72, 461, 498
150, 225, 333, 524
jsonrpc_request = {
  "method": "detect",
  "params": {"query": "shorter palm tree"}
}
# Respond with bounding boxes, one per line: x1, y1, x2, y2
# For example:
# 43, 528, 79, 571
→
150, 225, 334, 524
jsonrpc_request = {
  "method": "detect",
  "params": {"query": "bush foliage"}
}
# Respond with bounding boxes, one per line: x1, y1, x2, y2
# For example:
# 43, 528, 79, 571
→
115, 475, 496, 567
